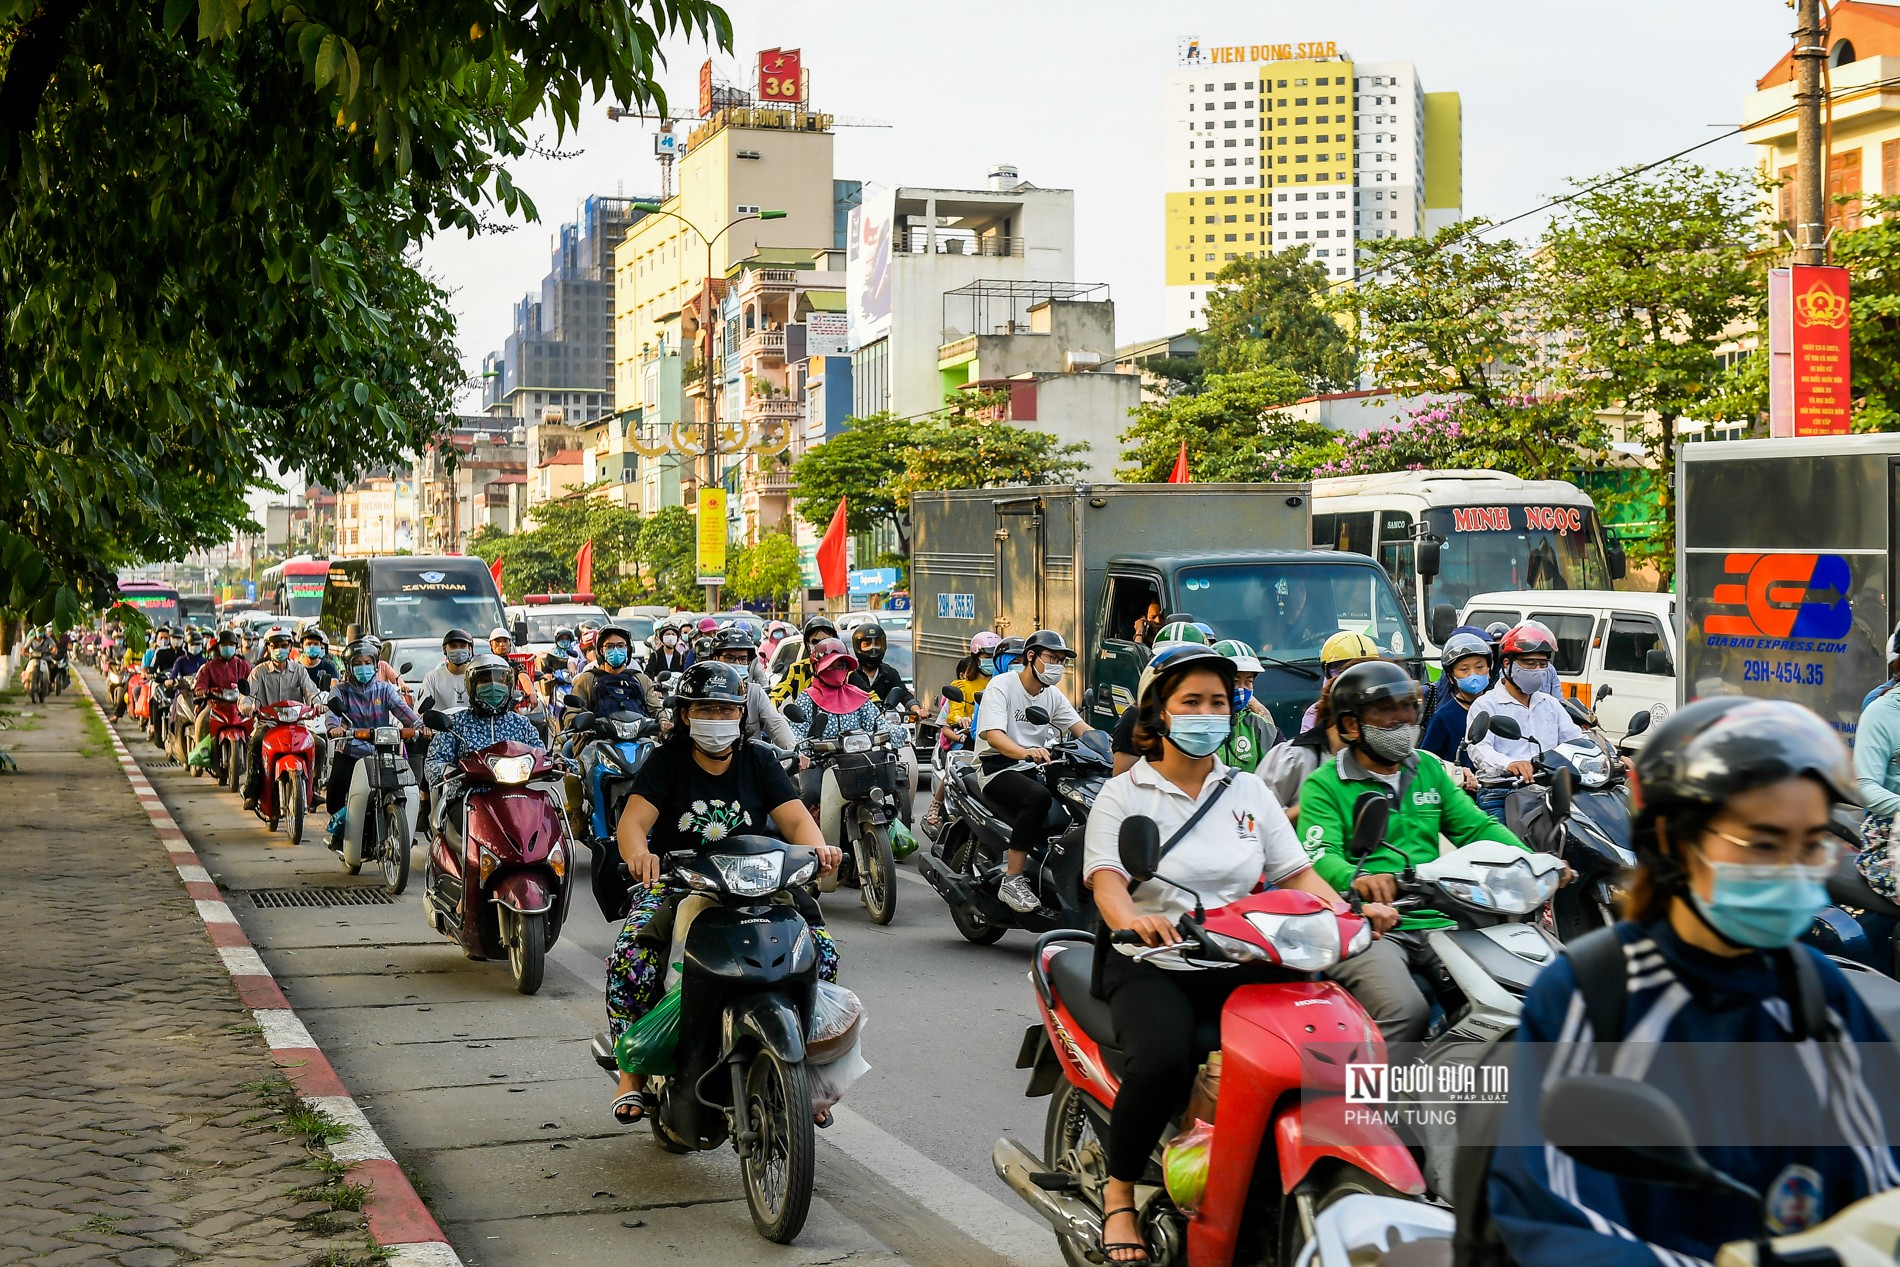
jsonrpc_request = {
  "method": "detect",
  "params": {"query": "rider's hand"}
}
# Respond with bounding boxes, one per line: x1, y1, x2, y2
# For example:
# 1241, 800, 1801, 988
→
625, 846, 661, 886
1361, 901, 1402, 935
1559, 862, 1575, 888
1026, 747, 1051, 765
1120, 913, 1180, 947
797, 754, 811, 771
327, 727, 346, 738
1507, 760, 1536, 783
1352, 872, 1399, 905
815, 844, 843, 875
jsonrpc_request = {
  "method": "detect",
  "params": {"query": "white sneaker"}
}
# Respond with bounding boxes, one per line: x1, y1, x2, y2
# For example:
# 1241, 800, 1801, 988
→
998, 873, 1040, 914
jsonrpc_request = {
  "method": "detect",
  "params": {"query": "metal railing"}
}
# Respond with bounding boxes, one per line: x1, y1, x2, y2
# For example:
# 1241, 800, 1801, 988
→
892, 229, 1024, 257
741, 329, 786, 358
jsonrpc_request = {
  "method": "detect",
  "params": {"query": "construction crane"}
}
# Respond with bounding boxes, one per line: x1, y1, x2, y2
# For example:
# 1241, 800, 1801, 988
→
604, 103, 890, 200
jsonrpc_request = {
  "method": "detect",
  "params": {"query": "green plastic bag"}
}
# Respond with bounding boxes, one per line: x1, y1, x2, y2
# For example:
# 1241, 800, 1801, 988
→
889, 818, 918, 861
1163, 1119, 1213, 1215
188, 735, 217, 768
614, 979, 683, 1076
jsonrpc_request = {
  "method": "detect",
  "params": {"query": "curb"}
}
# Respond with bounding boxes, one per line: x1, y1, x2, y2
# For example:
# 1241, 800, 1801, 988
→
77, 674, 464, 1267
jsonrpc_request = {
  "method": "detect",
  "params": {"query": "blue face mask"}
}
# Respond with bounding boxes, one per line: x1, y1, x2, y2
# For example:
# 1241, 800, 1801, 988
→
557, 640, 573, 653
1690, 855, 1831, 948
977, 657, 996, 677
603, 647, 630, 669
218, 645, 237, 659
1455, 673, 1490, 696
1166, 713, 1231, 758
270, 646, 290, 663
350, 664, 377, 684
1232, 687, 1254, 713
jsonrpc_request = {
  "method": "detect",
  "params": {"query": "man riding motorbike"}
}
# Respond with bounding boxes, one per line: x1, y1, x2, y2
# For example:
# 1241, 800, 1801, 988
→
322, 639, 423, 848
768, 613, 838, 706
423, 654, 544, 828
1468, 620, 1586, 822
299, 629, 340, 693
566, 624, 659, 727
242, 628, 323, 810
190, 631, 254, 773
846, 621, 915, 715
975, 629, 1097, 914
419, 628, 475, 713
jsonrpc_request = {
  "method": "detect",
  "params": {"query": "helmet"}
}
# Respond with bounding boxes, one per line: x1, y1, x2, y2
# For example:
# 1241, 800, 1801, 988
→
970, 630, 1003, 654
809, 636, 858, 677
1632, 697, 1856, 821
1155, 621, 1209, 645
1024, 629, 1074, 659
1498, 620, 1557, 662
1137, 643, 1236, 710
1321, 630, 1382, 667
1484, 621, 1512, 643
851, 622, 887, 667
264, 627, 295, 649
344, 638, 379, 665
1439, 630, 1493, 672
767, 621, 795, 639
675, 660, 750, 708
580, 627, 600, 653
1211, 638, 1264, 673
442, 627, 473, 650
554, 626, 576, 643
302, 628, 330, 647
594, 623, 633, 650
1330, 661, 1420, 727
487, 626, 513, 644
216, 629, 239, 647
994, 636, 1026, 672
802, 613, 838, 642
466, 654, 516, 717
709, 624, 760, 660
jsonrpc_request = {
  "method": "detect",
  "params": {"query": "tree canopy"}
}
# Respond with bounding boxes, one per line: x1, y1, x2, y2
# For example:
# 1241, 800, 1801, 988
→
1197, 250, 1356, 392
1119, 367, 1332, 483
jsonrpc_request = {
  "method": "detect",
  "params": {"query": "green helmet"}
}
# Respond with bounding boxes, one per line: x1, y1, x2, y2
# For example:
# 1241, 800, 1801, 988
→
1155, 621, 1209, 645
1211, 638, 1264, 673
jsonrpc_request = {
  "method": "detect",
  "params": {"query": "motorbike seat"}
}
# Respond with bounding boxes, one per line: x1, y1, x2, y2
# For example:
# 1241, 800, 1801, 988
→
1829, 856, 1900, 920
1047, 945, 1119, 1045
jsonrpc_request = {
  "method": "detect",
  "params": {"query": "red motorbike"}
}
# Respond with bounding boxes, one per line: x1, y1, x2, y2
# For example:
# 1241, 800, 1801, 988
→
420, 712, 573, 995
994, 813, 1424, 1267
126, 665, 151, 724
252, 699, 322, 845
205, 686, 253, 793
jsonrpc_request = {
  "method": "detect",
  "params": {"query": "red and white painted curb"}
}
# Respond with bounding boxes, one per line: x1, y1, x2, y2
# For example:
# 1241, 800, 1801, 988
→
77, 677, 463, 1267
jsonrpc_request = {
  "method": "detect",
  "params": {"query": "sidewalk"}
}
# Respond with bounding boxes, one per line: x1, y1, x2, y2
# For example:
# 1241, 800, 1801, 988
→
0, 683, 380, 1266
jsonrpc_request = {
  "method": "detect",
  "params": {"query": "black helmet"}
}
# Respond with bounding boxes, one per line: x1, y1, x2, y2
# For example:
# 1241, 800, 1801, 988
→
302, 628, 330, 647
710, 624, 760, 659
1329, 660, 1419, 727
802, 613, 838, 642
1137, 643, 1235, 710
441, 627, 472, 650
1632, 697, 1856, 820
675, 660, 750, 708
344, 637, 379, 665
466, 653, 516, 717
216, 629, 239, 647
1024, 628, 1074, 659
594, 623, 633, 650
995, 636, 1027, 671
851, 621, 887, 666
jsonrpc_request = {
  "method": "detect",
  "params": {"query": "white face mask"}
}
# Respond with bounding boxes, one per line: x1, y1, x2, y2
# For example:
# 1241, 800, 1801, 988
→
689, 717, 742, 754
1034, 660, 1066, 687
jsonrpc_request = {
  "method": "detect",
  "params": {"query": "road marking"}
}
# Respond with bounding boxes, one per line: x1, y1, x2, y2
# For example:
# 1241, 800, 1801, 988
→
309, 1095, 397, 1164
254, 1008, 317, 1051
194, 899, 238, 924
218, 946, 268, 976
177, 864, 212, 883
386, 1246, 465, 1267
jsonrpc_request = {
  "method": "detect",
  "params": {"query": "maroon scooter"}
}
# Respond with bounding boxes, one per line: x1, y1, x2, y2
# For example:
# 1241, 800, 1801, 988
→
420, 712, 575, 994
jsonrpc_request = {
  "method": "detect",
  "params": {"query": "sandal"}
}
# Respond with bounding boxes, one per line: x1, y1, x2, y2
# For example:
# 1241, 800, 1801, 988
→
610, 1091, 649, 1125
1100, 1206, 1150, 1264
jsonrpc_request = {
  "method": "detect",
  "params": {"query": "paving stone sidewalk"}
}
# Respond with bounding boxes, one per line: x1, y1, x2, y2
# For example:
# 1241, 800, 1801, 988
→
0, 686, 377, 1267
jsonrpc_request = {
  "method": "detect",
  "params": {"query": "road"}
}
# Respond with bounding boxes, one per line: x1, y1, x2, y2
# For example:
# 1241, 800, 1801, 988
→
106, 693, 1066, 1267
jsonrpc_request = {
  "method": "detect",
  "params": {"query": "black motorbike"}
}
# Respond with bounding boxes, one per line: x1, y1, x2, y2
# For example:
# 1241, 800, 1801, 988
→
786, 700, 902, 926
917, 696, 1111, 944
590, 835, 828, 1244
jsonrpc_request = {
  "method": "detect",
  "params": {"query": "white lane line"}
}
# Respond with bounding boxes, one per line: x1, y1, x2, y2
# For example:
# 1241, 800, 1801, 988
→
308, 1095, 396, 1164
822, 1104, 1055, 1267
194, 899, 238, 924
254, 1008, 316, 1051
218, 946, 269, 976
385, 1243, 466, 1267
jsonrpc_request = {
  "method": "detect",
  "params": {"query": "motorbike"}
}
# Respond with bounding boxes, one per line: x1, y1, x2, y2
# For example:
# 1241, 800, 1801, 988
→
105, 661, 128, 716
787, 700, 903, 926
561, 707, 660, 913
333, 723, 421, 895
204, 686, 252, 792
587, 834, 833, 1244
996, 809, 1423, 1267
165, 678, 199, 766
49, 652, 69, 696
252, 699, 323, 846
145, 673, 172, 749
22, 653, 50, 706
421, 707, 572, 994
919, 695, 1112, 944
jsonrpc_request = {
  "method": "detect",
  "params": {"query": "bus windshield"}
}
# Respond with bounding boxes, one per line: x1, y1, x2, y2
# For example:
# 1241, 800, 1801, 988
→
1423, 504, 1611, 615
117, 589, 181, 628
373, 592, 506, 642
1177, 562, 1418, 663
283, 579, 326, 618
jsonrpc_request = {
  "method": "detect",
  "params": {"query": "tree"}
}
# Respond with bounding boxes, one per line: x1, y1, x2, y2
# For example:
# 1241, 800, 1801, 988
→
1199, 250, 1356, 391
1118, 367, 1335, 482
1823, 193, 1900, 431
726, 533, 801, 608
895, 398, 1089, 508
1536, 163, 1762, 579
468, 526, 564, 598
791, 413, 910, 540
0, 0, 729, 624
637, 504, 699, 608
525, 489, 647, 606
1303, 398, 1605, 483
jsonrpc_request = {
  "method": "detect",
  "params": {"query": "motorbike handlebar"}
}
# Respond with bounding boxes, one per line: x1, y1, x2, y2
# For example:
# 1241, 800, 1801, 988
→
346, 727, 423, 741
1109, 929, 1146, 945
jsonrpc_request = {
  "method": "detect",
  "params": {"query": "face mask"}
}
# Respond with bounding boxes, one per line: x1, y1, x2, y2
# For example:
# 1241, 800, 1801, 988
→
977, 657, 996, 677
1035, 661, 1066, 687
1690, 854, 1832, 948
270, 647, 290, 663
557, 640, 573, 653
603, 647, 629, 669
473, 683, 512, 710
662, 633, 678, 648
1359, 721, 1421, 764
1166, 713, 1230, 758
219, 645, 236, 659
1455, 673, 1490, 696
1509, 663, 1560, 697
815, 665, 849, 687
689, 717, 742, 754
350, 664, 377, 684
445, 647, 473, 666
302, 647, 321, 661
1232, 687, 1254, 713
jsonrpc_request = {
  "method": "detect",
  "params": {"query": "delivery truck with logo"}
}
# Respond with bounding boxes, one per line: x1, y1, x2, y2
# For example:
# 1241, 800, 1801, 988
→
1676, 434, 1900, 743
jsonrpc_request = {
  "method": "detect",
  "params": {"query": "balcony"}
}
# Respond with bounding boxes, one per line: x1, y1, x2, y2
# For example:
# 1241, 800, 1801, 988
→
759, 466, 796, 494
893, 229, 1024, 257
745, 268, 800, 291
745, 397, 801, 420
740, 329, 786, 360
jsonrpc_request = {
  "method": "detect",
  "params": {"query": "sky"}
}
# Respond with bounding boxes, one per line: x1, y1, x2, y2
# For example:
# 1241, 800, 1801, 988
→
419, 0, 1814, 412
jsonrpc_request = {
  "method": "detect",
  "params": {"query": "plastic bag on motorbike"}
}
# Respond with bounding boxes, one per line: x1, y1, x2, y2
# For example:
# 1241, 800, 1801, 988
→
614, 976, 684, 1077
188, 735, 217, 769
889, 818, 919, 861
1162, 1119, 1215, 1216
808, 980, 863, 1062
809, 1018, 871, 1116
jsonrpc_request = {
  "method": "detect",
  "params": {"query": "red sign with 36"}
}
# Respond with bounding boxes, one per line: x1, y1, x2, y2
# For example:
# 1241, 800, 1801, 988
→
758, 49, 804, 103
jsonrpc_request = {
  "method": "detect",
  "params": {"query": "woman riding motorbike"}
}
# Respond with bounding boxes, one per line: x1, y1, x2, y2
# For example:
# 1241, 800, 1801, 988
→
1484, 697, 1900, 1267
603, 662, 841, 1125
921, 631, 1001, 833
1082, 643, 1397, 1265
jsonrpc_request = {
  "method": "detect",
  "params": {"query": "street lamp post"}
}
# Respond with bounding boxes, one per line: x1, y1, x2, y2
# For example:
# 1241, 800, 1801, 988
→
631, 202, 786, 609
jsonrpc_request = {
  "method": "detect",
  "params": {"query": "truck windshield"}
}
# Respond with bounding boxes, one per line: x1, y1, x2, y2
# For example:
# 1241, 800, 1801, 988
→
1178, 563, 1419, 663
1423, 504, 1611, 614
373, 592, 506, 642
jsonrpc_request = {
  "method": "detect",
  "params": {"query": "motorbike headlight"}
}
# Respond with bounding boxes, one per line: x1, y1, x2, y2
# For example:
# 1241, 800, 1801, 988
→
1055, 778, 1099, 809
1571, 748, 1611, 788
1476, 857, 1562, 914
674, 865, 720, 892
374, 725, 402, 747
842, 732, 872, 754
1437, 877, 1495, 910
785, 856, 819, 887
711, 852, 783, 897
487, 755, 534, 785
1201, 928, 1276, 964
1242, 910, 1343, 971
1347, 920, 1373, 957
478, 846, 501, 886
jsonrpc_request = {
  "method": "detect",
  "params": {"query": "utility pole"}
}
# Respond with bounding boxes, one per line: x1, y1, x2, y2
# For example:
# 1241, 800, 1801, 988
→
1793, 0, 1828, 265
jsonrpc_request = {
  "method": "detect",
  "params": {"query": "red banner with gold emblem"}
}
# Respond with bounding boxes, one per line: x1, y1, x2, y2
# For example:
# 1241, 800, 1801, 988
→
757, 48, 803, 103
1769, 264, 1852, 437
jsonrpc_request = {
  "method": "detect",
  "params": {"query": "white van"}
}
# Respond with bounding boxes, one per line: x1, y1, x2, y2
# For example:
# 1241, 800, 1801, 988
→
1459, 590, 1677, 745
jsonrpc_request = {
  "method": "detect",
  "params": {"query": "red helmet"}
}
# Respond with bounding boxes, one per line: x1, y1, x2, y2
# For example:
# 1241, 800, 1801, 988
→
1498, 620, 1557, 661
580, 628, 599, 653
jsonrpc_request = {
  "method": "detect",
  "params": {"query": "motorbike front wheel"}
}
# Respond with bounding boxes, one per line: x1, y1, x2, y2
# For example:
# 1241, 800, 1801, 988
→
739, 1048, 814, 1244
284, 770, 305, 847
857, 818, 897, 926
944, 829, 1006, 945
223, 737, 244, 793
1278, 1162, 1410, 1266
380, 795, 410, 896
508, 910, 545, 995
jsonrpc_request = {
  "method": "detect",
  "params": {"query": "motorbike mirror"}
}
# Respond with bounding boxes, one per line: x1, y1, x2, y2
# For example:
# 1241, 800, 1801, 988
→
941, 683, 966, 703
1625, 710, 1652, 739
1349, 793, 1391, 861
1594, 684, 1612, 705
400, 661, 414, 675
1118, 815, 1160, 882
512, 619, 529, 645
1428, 601, 1458, 646
1548, 766, 1574, 829
1024, 705, 1052, 728
782, 699, 810, 727
1483, 714, 1524, 742
1541, 1075, 1754, 1197
565, 710, 595, 733
422, 709, 451, 731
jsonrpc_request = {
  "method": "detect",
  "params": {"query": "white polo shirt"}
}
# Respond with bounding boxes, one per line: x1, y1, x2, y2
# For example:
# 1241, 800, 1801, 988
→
1466, 683, 1583, 782
1083, 759, 1308, 968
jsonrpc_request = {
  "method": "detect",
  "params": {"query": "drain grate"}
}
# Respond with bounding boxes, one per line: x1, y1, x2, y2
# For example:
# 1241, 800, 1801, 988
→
240, 887, 396, 909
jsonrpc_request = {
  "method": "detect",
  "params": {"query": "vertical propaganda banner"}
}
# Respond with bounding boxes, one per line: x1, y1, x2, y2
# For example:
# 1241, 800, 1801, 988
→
696, 487, 727, 585
846, 183, 896, 350
1769, 264, 1852, 437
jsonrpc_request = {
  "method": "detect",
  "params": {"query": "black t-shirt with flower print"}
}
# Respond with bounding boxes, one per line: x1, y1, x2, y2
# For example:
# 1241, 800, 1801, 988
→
628, 739, 800, 856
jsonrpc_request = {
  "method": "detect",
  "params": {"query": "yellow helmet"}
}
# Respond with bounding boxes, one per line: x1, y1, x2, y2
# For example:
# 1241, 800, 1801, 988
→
1320, 630, 1381, 667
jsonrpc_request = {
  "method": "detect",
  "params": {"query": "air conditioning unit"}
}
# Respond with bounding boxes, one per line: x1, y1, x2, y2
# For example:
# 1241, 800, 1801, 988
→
736, 203, 762, 214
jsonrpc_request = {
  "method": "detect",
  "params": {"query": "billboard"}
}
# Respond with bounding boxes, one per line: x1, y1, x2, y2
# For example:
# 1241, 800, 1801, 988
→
758, 48, 804, 103
806, 312, 849, 357
698, 59, 714, 118
1769, 264, 1852, 438
846, 183, 896, 350
696, 487, 727, 585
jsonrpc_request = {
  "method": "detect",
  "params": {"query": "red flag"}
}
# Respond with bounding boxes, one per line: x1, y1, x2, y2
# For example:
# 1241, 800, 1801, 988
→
489, 554, 505, 595
817, 499, 849, 600
575, 540, 594, 595
1167, 439, 1191, 484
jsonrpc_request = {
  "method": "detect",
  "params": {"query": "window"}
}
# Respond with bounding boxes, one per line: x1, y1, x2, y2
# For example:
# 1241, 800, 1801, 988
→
1224, 194, 1238, 203
1603, 614, 1670, 675
1465, 609, 1519, 638
1828, 147, 1864, 229
1886, 139, 1900, 194
1224, 214, 1237, 222
1528, 612, 1596, 676
1377, 511, 1416, 612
